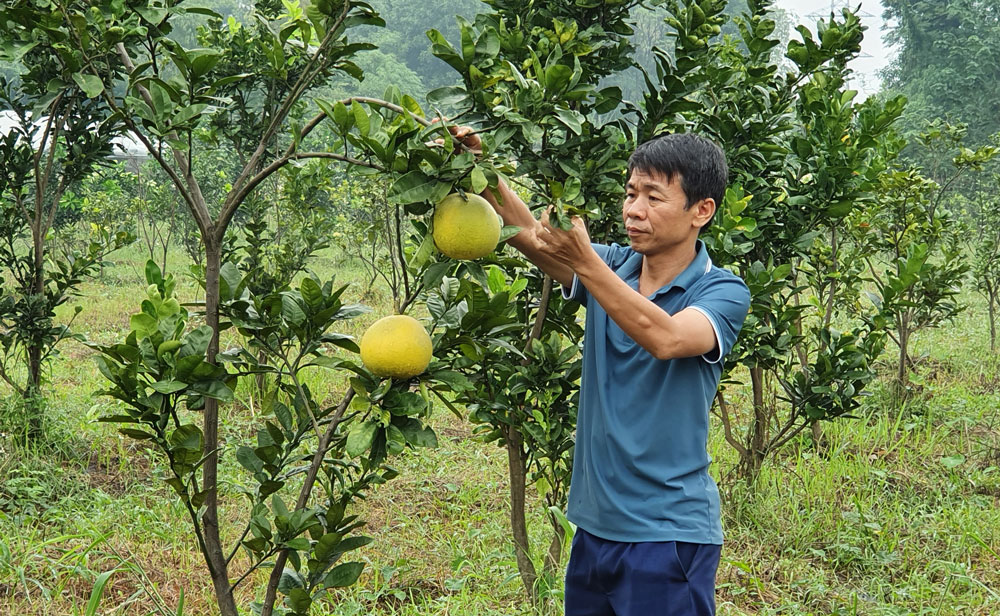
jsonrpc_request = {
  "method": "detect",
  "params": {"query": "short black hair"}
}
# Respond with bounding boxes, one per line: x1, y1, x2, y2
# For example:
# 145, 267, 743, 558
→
627, 132, 728, 224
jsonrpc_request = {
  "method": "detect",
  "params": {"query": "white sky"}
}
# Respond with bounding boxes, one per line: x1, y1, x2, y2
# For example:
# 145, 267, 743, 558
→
773, 0, 895, 98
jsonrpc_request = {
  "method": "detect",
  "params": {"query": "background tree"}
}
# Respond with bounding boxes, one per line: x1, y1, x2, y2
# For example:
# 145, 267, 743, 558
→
857, 124, 997, 396
0, 30, 133, 440
622, 0, 902, 478
11, 1, 410, 613
881, 0, 1000, 169
969, 172, 1000, 351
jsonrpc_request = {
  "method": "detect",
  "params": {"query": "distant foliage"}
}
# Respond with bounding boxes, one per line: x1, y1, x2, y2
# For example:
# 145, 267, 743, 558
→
882, 0, 1000, 150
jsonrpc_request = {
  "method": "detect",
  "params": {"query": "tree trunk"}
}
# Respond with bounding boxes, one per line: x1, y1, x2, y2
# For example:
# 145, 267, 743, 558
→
989, 288, 996, 351
505, 424, 538, 603
811, 419, 824, 451
896, 322, 910, 399
25, 226, 46, 439
543, 515, 566, 577
201, 240, 238, 616
743, 365, 768, 480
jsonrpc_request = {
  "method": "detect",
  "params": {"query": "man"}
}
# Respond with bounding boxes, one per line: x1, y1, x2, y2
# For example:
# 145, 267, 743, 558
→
455, 128, 751, 615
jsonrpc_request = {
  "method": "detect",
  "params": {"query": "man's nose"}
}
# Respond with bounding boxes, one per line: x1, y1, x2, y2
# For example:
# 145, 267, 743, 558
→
626, 198, 647, 219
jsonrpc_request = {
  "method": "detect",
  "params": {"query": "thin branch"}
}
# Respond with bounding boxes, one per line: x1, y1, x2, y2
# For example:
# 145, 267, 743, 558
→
255, 388, 356, 615
229, 3, 352, 203
522, 276, 552, 359
218, 151, 385, 237
769, 418, 811, 452
394, 203, 409, 306
32, 95, 62, 206
0, 362, 27, 397
714, 391, 748, 457
220, 95, 424, 234
111, 43, 212, 235
228, 548, 278, 594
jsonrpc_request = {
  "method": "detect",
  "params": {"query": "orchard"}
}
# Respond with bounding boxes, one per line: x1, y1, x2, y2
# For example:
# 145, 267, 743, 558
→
2, 1, 999, 615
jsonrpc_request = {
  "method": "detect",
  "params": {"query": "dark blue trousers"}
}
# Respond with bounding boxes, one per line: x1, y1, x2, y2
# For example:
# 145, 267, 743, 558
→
564, 528, 722, 616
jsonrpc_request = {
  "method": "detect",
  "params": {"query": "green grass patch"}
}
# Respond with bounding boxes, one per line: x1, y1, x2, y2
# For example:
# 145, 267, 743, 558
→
2, 247, 999, 615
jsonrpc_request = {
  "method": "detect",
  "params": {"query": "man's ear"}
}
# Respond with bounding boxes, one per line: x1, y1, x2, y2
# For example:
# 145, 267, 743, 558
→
693, 198, 716, 229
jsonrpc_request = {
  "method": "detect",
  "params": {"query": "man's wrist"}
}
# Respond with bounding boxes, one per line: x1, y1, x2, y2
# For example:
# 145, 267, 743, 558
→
573, 247, 604, 282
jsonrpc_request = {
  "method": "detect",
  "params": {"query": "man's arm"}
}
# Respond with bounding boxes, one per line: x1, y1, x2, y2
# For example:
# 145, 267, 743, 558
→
537, 215, 717, 360
573, 250, 717, 360
481, 180, 575, 288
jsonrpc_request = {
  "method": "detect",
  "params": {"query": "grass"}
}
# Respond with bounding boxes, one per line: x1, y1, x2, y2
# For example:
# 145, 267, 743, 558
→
2, 241, 999, 615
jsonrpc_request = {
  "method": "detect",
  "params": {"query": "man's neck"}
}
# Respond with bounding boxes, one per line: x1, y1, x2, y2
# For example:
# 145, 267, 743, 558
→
638, 241, 699, 296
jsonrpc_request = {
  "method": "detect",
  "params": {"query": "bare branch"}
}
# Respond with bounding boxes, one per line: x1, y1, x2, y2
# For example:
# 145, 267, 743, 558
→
714, 391, 748, 457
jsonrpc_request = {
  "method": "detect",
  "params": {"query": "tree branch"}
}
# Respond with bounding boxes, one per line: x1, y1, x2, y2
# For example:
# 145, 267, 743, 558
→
218, 95, 426, 236
111, 43, 213, 236
229, 3, 353, 205
0, 361, 27, 397
257, 388, 355, 616
714, 391, 748, 457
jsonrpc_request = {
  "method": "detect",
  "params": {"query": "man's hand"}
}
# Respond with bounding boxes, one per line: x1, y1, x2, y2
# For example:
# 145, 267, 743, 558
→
429, 118, 482, 155
535, 208, 597, 270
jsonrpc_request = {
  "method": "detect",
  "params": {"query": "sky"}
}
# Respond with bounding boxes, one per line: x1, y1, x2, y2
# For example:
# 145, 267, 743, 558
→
773, 0, 896, 98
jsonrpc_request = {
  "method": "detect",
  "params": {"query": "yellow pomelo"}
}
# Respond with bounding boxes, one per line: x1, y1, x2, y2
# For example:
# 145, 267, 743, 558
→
432, 193, 502, 260
359, 315, 432, 379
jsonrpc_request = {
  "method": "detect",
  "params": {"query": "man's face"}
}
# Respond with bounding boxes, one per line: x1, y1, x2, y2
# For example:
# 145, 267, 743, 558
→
622, 168, 708, 255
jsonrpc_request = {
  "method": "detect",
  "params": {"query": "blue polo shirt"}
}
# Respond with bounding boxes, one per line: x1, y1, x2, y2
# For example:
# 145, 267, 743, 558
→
563, 240, 750, 544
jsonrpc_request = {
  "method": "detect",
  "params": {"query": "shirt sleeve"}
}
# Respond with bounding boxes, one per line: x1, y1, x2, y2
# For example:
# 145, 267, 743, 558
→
688, 274, 751, 364
560, 243, 630, 304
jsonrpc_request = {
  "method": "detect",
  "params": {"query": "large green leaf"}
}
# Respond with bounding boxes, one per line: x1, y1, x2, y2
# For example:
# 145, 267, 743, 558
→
345, 421, 377, 457
72, 73, 103, 98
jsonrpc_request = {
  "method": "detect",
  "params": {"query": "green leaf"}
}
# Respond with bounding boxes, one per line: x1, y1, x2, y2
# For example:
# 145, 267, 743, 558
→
940, 455, 965, 469
236, 445, 263, 473
390, 171, 440, 204
120, 428, 157, 440
323, 561, 364, 588
470, 166, 488, 194
169, 424, 204, 462
171, 103, 208, 127
219, 262, 243, 302
72, 73, 104, 98
130, 313, 158, 339
545, 64, 573, 92
286, 587, 311, 614
145, 260, 163, 286
398, 419, 437, 448
308, 355, 345, 370
84, 570, 116, 616
190, 379, 234, 402
189, 49, 222, 78
553, 108, 582, 135
345, 421, 377, 457
351, 101, 370, 138
300, 277, 324, 310
427, 86, 469, 107
281, 295, 307, 326
150, 380, 187, 394
179, 326, 213, 358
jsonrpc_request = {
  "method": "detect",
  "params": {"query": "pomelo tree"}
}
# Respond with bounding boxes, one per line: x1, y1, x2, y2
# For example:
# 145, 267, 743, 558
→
417, 0, 640, 601
0, 17, 133, 440
624, 0, 904, 478
7, 1, 493, 614
855, 122, 996, 397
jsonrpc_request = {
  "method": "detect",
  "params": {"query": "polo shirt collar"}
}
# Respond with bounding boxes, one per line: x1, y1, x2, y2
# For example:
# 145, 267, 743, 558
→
622, 239, 712, 298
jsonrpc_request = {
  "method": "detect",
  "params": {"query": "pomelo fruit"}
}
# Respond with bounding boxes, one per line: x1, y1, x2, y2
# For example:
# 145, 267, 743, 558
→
432, 192, 502, 260
359, 315, 432, 378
